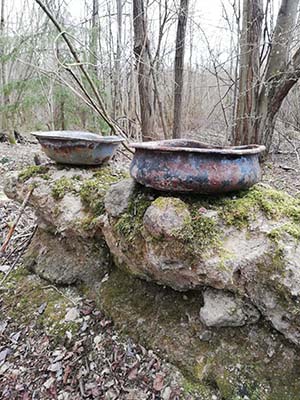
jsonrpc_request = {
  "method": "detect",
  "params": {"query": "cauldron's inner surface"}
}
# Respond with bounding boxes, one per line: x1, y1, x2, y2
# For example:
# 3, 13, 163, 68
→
131, 140, 265, 156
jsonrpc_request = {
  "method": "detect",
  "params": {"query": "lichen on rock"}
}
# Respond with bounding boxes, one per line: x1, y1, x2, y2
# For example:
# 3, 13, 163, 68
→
200, 288, 260, 327
96, 268, 300, 400
101, 179, 300, 347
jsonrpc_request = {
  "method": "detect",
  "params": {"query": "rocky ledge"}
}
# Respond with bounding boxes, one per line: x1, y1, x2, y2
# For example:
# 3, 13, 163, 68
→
4, 164, 300, 399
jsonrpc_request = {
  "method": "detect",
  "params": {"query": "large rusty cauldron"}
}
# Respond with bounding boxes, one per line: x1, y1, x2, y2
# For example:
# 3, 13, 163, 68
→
130, 140, 265, 194
32, 131, 124, 166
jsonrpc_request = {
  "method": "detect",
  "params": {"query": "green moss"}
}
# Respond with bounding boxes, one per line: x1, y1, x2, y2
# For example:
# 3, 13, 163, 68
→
152, 197, 189, 214
80, 167, 127, 216
115, 184, 300, 255
18, 165, 50, 182
96, 267, 300, 400
176, 208, 221, 254
114, 189, 152, 242
51, 177, 75, 200
182, 379, 214, 399
1, 266, 80, 342
268, 222, 300, 242
114, 189, 222, 254
79, 215, 99, 231
220, 185, 300, 228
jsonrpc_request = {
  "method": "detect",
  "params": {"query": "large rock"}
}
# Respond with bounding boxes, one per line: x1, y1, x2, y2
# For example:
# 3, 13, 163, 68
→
5, 166, 300, 398
199, 288, 260, 327
94, 267, 300, 400
23, 227, 110, 285
101, 180, 300, 346
4, 164, 126, 284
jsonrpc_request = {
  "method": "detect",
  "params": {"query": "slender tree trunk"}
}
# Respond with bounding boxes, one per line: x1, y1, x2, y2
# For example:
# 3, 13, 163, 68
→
0, 0, 8, 133
113, 0, 122, 119
90, 0, 99, 130
133, 0, 155, 141
234, 0, 300, 152
173, 0, 189, 139
233, 0, 263, 145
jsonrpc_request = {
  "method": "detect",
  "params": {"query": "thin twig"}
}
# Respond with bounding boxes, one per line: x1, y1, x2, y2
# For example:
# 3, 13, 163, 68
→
1, 187, 34, 254
0, 225, 37, 286
41, 285, 78, 306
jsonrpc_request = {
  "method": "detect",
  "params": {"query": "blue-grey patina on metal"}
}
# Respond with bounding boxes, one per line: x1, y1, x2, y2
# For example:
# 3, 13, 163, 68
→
32, 131, 124, 166
130, 139, 265, 194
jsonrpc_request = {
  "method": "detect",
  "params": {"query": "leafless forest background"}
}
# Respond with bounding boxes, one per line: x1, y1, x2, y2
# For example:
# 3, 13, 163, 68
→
1, 0, 300, 156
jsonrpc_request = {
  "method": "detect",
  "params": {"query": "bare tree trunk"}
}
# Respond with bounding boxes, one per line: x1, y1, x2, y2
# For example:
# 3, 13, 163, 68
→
258, 0, 299, 150
234, 0, 300, 152
133, 0, 155, 141
0, 0, 8, 133
113, 0, 122, 119
173, 0, 189, 139
233, 0, 263, 145
91, 0, 99, 72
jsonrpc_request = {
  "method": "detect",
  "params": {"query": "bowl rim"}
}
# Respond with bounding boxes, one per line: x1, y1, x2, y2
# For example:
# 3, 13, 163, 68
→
130, 139, 266, 155
31, 130, 125, 144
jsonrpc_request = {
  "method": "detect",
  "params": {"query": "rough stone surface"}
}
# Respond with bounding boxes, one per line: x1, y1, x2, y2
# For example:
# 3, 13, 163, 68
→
23, 227, 110, 285
5, 166, 300, 398
5, 170, 300, 349
199, 288, 260, 327
4, 169, 90, 237
100, 181, 300, 346
143, 197, 192, 240
95, 268, 300, 400
104, 178, 136, 218
4, 164, 125, 285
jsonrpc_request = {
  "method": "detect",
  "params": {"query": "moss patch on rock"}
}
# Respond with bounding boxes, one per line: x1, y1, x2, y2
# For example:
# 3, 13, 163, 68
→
1, 267, 81, 341
18, 165, 50, 182
114, 187, 153, 242
80, 167, 128, 216
95, 268, 300, 400
268, 222, 300, 242
219, 184, 300, 228
113, 183, 300, 254
51, 177, 76, 200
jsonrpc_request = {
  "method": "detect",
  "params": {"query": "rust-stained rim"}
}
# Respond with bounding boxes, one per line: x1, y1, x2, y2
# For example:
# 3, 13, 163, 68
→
31, 130, 125, 143
130, 139, 266, 155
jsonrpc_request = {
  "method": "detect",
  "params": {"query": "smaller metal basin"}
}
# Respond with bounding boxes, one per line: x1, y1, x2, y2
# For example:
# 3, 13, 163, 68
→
32, 131, 124, 166
130, 139, 266, 194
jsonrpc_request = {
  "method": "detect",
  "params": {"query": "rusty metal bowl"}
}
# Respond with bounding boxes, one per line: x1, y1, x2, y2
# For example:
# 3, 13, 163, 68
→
130, 139, 266, 194
32, 131, 124, 166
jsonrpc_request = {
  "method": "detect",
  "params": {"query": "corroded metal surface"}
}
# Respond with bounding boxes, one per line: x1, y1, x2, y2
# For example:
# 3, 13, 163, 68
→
32, 131, 124, 166
130, 140, 265, 194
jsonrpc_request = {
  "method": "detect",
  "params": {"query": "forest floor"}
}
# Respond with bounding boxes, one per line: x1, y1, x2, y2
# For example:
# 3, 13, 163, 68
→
0, 140, 300, 400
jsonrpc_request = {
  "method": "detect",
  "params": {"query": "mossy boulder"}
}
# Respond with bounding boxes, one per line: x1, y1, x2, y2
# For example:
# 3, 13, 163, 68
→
102, 180, 300, 346
23, 227, 110, 285
4, 164, 127, 285
4, 164, 127, 238
93, 268, 300, 400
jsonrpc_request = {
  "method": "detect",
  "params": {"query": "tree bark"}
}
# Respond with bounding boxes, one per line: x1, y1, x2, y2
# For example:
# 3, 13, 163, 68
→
173, 0, 189, 139
233, 0, 300, 152
0, 0, 8, 133
133, 0, 155, 141
113, 0, 122, 119
233, 0, 263, 145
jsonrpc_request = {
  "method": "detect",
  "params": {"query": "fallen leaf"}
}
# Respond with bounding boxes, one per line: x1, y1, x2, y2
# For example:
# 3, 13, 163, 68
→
65, 307, 80, 322
38, 302, 47, 315
63, 364, 72, 384
10, 331, 21, 343
48, 361, 62, 372
127, 367, 138, 381
153, 373, 165, 392
0, 348, 10, 363
43, 377, 55, 389
0, 265, 10, 273
0, 320, 8, 334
